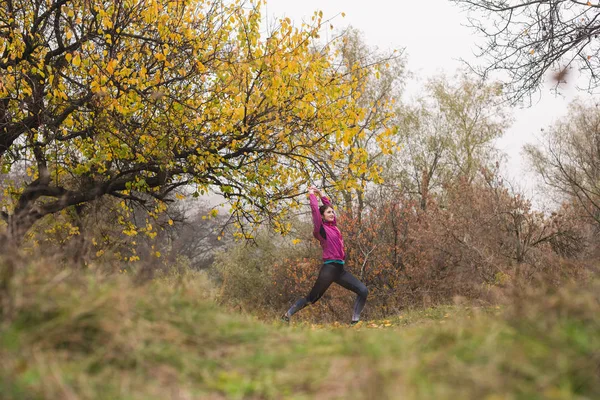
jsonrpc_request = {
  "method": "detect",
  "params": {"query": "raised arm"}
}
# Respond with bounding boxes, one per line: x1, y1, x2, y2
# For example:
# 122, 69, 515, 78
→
309, 188, 324, 239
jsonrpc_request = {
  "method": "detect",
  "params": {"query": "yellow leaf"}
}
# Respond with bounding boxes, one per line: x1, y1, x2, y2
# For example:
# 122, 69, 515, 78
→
102, 17, 113, 29
106, 59, 117, 74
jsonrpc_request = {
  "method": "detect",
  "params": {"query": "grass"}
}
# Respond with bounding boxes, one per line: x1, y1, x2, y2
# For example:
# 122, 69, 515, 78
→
1, 259, 599, 400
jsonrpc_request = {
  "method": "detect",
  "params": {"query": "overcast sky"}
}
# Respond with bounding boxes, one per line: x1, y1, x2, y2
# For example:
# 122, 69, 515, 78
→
265, 0, 592, 205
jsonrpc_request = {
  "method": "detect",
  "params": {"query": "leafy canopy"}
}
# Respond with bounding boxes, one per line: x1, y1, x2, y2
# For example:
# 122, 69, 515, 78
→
0, 0, 393, 243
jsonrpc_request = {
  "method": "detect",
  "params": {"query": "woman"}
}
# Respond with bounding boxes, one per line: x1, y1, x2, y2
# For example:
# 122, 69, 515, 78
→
282, 186, 368, 325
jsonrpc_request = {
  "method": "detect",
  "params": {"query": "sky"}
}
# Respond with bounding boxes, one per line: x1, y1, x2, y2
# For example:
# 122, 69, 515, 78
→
264, 0, 593, 206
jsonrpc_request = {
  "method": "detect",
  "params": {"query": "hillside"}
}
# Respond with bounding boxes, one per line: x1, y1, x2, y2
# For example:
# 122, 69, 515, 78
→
1, 262, 598, 400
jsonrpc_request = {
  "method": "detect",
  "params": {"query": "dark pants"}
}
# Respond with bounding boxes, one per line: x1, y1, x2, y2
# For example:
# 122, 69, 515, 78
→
285, 262, 368, 322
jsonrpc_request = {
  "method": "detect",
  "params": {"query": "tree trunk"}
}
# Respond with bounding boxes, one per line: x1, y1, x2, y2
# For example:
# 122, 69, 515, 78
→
420, 168, 430, 211
342, 191, 354, 220
1, 207, 44, 250
356, 189, 364, 225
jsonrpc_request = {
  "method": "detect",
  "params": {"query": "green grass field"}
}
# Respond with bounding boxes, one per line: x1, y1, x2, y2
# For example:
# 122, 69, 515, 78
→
1, 263, 599, 400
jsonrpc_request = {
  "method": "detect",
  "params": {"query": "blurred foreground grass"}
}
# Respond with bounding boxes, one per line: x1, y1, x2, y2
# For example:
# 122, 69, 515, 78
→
1, 258, 599, 400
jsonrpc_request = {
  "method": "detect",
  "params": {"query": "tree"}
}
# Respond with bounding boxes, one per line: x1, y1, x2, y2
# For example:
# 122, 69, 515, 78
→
525, 99, 600, 228
451, 0, 600, 103
0, 0, 385, 248
390, 74, 510, 209
392, 92, 453, 210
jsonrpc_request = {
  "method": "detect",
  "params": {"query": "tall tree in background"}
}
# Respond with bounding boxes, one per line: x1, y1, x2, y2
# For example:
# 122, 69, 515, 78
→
0, 0, 389, 248
451, 0, 600, 103
391, 74, 510, 210
525, 99, 600, 228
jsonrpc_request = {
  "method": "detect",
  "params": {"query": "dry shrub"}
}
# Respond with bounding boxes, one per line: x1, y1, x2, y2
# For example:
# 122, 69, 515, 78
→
339, 175, 593, 318
213, 173, 596, 322
281, 176, 593, 320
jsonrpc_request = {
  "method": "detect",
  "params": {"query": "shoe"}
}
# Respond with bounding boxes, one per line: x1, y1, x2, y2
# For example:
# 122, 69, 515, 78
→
350, 320, 360, 326
281, 314, 290, 323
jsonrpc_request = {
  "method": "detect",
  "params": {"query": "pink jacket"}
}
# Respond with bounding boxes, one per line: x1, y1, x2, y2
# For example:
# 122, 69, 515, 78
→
310, 193, 345, 261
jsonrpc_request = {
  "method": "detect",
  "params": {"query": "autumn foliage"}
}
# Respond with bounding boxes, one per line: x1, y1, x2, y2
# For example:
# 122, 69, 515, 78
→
0, 0, 395, 250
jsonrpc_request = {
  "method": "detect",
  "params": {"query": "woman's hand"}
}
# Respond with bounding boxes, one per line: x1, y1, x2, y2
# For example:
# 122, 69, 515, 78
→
308, 186, 321, 196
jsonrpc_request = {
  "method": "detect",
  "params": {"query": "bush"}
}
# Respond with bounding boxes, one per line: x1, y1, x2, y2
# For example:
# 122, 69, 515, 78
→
211, 224, 321, 316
